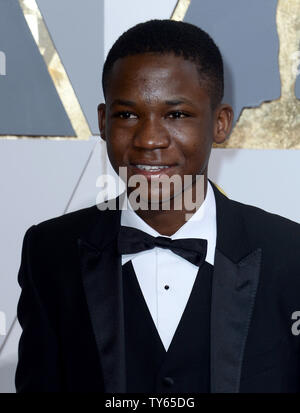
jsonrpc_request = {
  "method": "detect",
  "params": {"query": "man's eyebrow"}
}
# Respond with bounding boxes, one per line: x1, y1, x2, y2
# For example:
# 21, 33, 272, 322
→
164, 98, 195, 106
110, 97, 196, 109
110, 99, 136, 109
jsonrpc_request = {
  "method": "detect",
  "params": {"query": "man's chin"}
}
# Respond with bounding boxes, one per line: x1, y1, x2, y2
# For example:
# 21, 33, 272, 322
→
127, 190, 184, 212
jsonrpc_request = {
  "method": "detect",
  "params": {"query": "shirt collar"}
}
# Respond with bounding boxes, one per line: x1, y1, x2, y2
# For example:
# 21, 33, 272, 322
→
120, 180, 216, 266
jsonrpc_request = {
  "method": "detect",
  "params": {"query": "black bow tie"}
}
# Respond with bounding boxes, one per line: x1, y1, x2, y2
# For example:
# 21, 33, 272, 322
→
117, 226, 207, 267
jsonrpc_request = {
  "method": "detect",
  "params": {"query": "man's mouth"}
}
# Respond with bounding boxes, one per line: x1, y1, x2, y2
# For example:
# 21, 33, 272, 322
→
134, 164, 170, 171
129, 163, 177, 177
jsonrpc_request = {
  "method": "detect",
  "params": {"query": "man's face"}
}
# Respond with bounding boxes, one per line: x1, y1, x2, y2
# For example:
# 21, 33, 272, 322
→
98, 53, 232, 205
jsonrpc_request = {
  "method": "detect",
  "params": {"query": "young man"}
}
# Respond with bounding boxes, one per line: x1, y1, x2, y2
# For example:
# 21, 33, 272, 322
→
16, 20, 300, 393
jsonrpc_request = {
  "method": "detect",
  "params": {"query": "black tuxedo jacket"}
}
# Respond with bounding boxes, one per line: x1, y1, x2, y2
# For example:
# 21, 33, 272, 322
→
15, 183, 300, 393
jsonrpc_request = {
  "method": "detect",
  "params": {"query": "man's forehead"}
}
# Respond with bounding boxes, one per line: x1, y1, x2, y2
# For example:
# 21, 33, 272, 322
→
105, 53, 211, 107
110, 52, 199, 77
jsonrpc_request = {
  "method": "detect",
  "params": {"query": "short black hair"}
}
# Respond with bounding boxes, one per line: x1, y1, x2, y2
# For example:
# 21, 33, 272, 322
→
102, 19, 224, 109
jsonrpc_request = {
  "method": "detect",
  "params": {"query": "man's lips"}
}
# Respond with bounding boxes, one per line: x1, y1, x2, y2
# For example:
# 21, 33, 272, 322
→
128, 163, 177, 178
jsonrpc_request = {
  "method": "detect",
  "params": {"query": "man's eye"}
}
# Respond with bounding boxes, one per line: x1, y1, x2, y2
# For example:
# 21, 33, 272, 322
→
114, 111, 137, 119
168, 111, 189, 119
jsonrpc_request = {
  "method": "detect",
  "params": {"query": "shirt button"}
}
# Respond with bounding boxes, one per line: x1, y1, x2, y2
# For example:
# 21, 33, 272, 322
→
162, 376, 174, 387
164, 285, 169, 290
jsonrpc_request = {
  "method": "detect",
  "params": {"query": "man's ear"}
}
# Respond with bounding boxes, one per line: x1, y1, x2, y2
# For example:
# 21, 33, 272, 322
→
213, 104, 234, 144
97, 103, 106, 141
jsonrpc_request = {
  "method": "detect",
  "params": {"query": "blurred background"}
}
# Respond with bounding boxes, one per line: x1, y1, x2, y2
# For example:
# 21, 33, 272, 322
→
0, 0, 299, 392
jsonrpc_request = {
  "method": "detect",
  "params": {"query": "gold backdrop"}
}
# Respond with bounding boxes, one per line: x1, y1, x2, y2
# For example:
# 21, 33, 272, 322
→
172, 0, 300, 149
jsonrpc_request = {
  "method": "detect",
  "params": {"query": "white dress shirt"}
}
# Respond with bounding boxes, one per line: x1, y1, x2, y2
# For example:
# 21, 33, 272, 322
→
120, 181, 217, 351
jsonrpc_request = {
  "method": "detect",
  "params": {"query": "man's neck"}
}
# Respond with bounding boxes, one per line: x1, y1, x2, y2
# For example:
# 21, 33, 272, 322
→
126, 177, 208, 237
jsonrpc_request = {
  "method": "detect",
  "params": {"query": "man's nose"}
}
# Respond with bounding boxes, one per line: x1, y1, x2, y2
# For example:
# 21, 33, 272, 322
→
132, 116, 171, 149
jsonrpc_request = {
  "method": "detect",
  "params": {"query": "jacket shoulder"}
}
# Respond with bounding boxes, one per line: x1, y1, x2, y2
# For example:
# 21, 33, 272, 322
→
229, 197, 300, 249
35, 204, 100, 232
38, 195, 121, 231
20, 206, 101, 257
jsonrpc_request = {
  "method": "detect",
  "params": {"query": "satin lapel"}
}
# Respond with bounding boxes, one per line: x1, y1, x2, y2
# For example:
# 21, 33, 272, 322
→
209, 182, 262, 393
77, 194, 126, 393
210, 248, 262, 393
